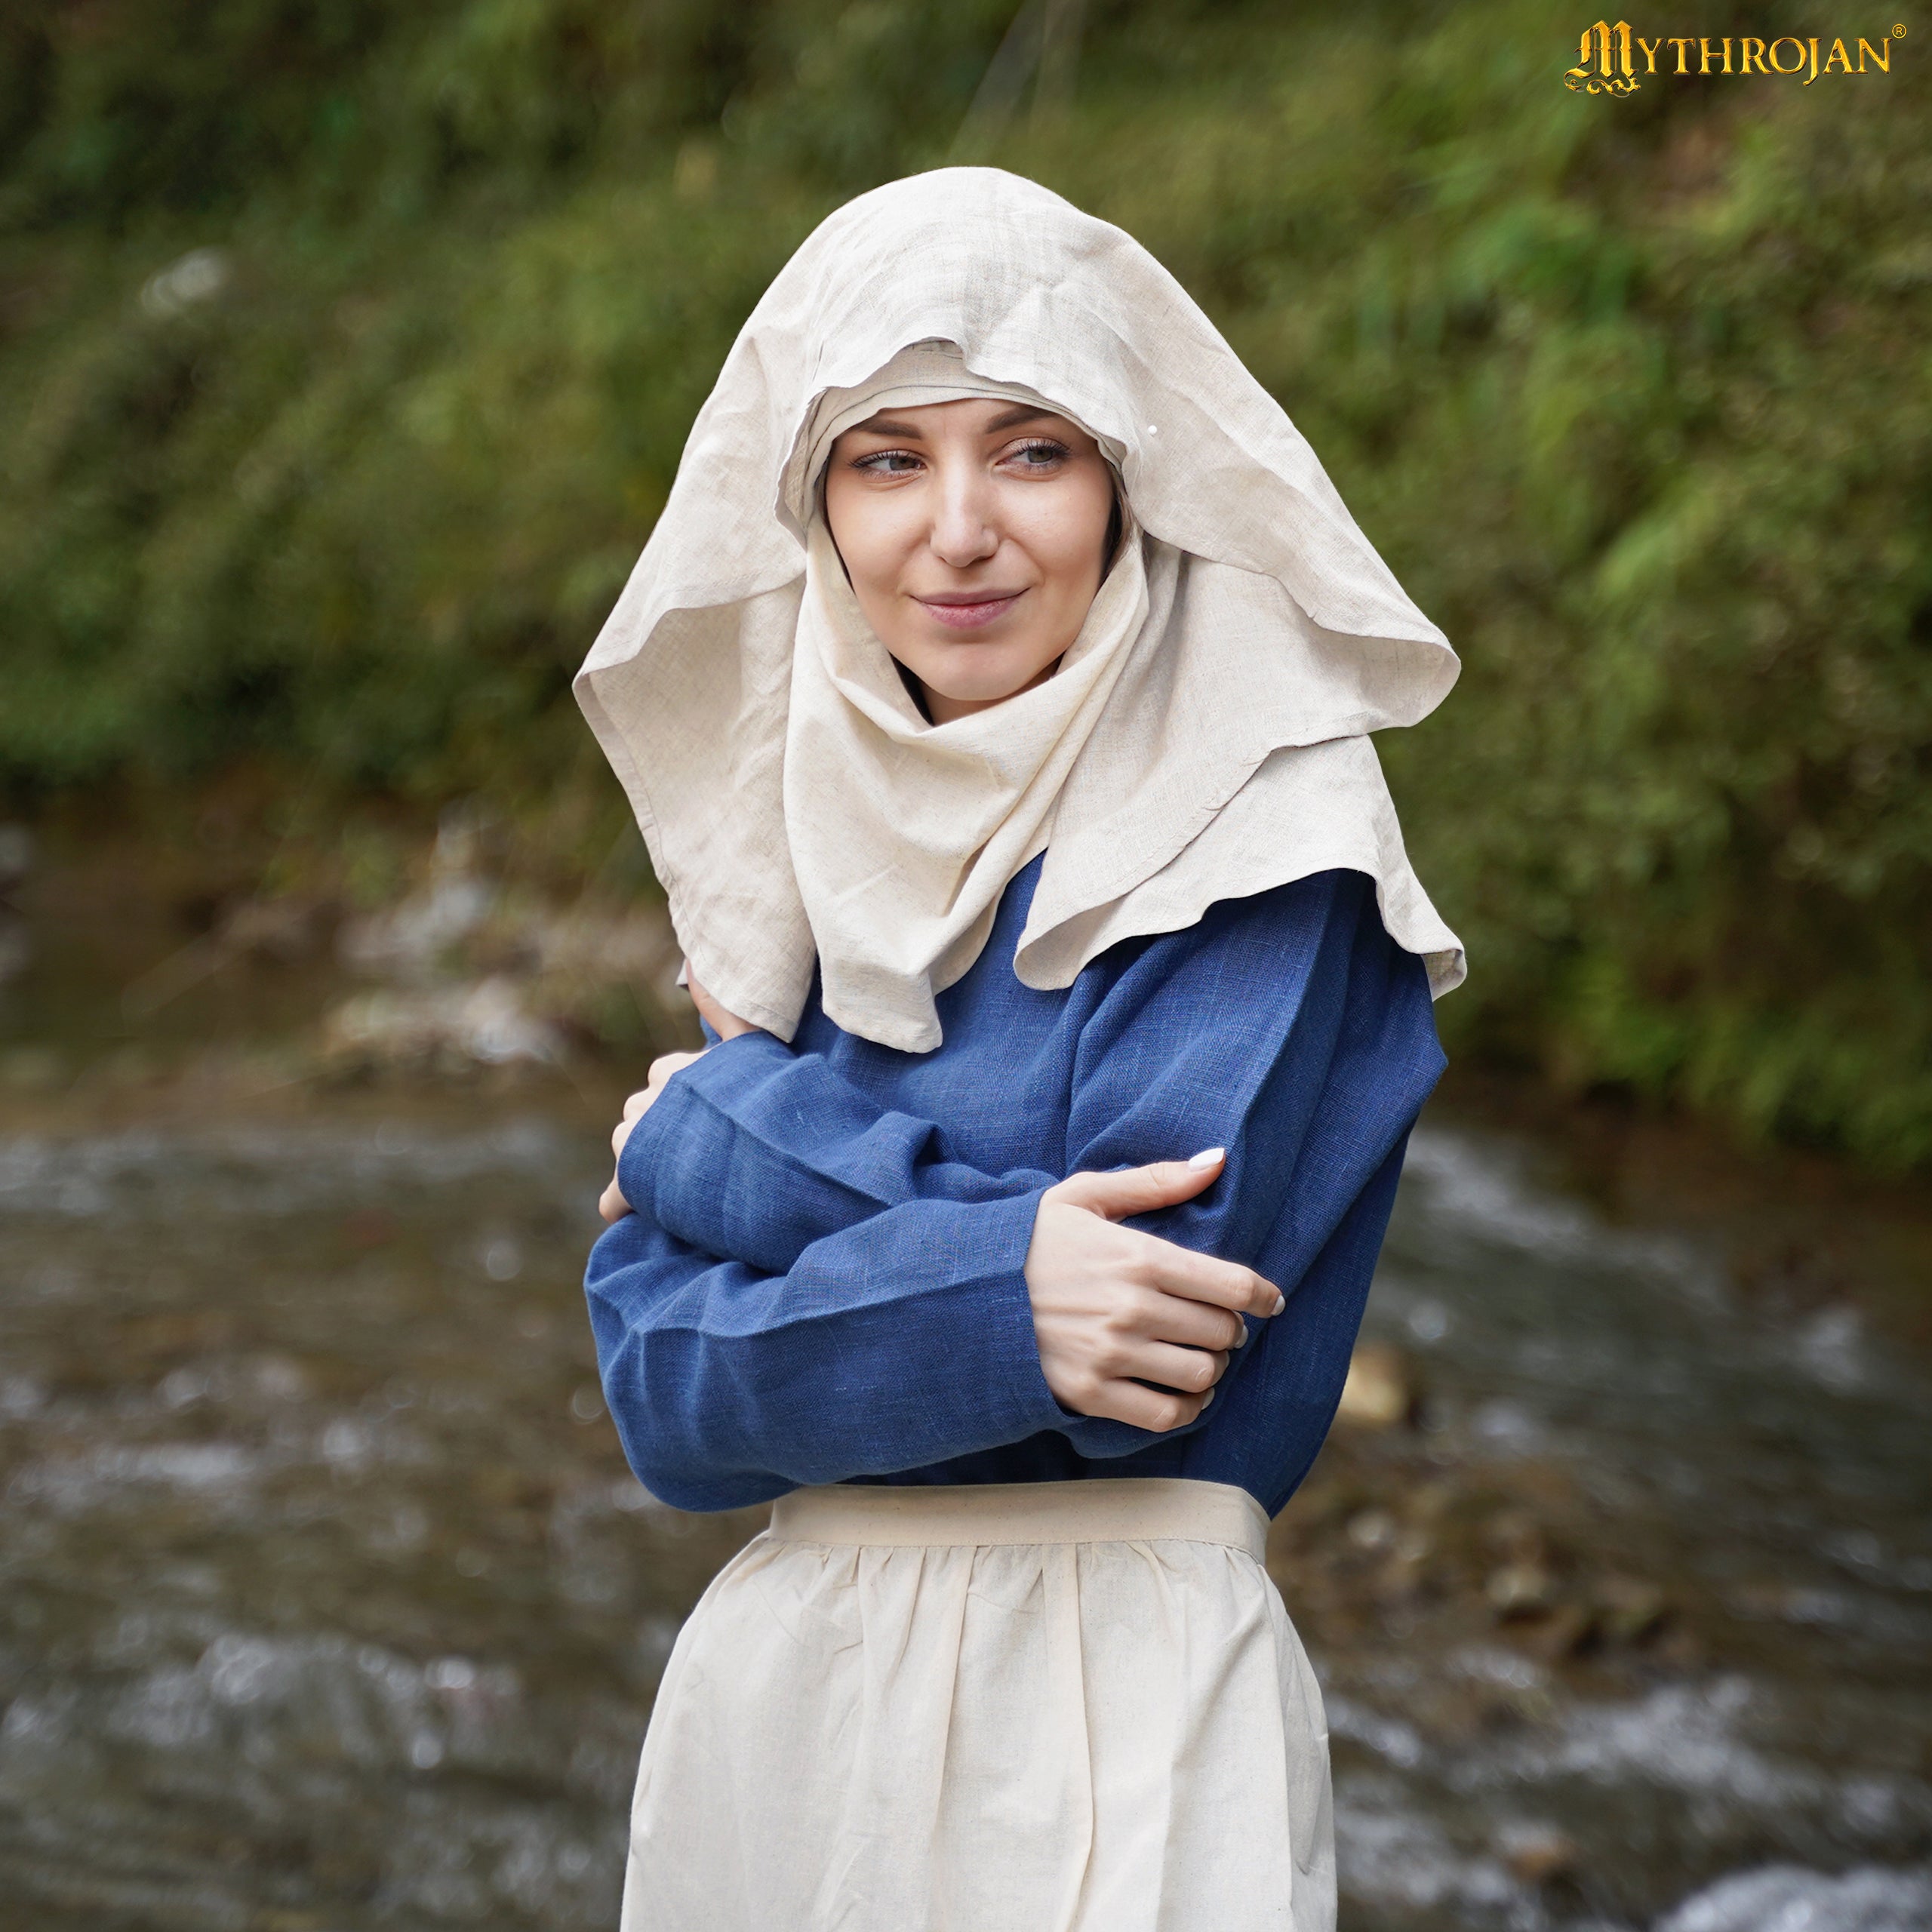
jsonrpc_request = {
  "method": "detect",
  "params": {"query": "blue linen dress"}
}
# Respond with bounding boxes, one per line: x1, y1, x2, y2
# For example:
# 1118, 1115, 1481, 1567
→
585, 859, 1443, 1517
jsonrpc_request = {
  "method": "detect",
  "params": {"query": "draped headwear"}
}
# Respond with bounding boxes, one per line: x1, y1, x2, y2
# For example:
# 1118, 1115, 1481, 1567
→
575, 167, 1463, 1053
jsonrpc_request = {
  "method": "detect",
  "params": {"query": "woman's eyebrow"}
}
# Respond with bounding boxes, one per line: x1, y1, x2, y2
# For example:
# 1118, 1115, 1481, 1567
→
984, 405, 1057, 432
849, 414, 925, 439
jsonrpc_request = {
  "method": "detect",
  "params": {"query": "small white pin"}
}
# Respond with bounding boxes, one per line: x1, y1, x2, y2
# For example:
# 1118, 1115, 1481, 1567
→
1146, 423, 1159, 435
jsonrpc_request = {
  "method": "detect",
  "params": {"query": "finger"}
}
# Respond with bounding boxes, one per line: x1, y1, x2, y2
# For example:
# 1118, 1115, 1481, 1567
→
1133, 1232, 1284, 1318
622, 1088, 651, 1122
1050, 1150, 1226, 1223
1095, 1340, 1228, 1396
1128, 1291, 1247, 1354
1084, 1379, 1212, 1433
598, 1177, 632, 1223
611, 1097, 655, 1158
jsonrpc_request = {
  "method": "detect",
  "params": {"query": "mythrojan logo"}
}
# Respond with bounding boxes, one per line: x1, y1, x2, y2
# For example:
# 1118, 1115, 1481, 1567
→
1564, 20, 1906, 92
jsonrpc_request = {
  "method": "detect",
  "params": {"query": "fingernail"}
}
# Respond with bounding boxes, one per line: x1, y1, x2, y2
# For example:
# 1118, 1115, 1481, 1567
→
1270, 1293, 1286, 1316
1234, 1322, 1248, 1348
1188, 1146, 1226, 1168
1201, 1388, 1215, 1408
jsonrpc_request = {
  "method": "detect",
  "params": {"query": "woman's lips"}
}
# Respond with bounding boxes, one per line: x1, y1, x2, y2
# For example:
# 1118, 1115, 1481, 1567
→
914, 591, 1023, 631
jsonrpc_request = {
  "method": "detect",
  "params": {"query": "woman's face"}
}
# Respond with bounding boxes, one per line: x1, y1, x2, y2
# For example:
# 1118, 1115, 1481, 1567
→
822, 398, 1117, 725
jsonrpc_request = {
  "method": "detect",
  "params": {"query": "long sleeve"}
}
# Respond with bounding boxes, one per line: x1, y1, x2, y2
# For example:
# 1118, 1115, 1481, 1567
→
585, 868, 1443, 1510
620, 1035, 1054, 1275
586, 1189, 1066, 1510
624, 870, 1433, 1303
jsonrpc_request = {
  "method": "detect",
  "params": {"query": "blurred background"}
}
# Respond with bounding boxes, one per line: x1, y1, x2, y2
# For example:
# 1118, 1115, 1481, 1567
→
0, 2, 1928, 1927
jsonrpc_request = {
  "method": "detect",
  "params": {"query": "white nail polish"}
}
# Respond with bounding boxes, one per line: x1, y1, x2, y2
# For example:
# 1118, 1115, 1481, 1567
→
1234, 1323, 1248, 1348
1201, 1388, 1215, 1408
1270, 1293, 1286, 1316
1188, 1146, 1226, 1168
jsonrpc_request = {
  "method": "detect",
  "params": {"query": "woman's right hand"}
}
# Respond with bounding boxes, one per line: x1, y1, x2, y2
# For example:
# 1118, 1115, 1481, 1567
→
1023, 1152, 1284, 1432
598, 1051, 706, 1223
597, 964, 758, 1224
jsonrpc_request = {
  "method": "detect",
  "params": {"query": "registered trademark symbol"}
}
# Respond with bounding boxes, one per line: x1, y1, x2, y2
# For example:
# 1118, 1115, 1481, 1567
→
1893, 22, 1907, 35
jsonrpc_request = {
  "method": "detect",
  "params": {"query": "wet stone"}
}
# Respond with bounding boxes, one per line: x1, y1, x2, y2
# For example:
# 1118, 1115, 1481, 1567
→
1336, 1340, 1415, 1428
1496, 1822, 1580, 1886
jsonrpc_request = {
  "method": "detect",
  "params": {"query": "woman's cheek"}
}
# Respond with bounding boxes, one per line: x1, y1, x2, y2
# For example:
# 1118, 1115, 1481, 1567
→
1010, 479, 1111, 587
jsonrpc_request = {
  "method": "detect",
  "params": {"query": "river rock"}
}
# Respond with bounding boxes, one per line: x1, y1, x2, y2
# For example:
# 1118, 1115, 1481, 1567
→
339, 872, 497, 983
318, 977, 563, 1075
1592, 1574, 1667, 1644
1335, 1343, 1415, 1427
1496, 1823, 1579, 1885
219, 894, 339, 964
1484, 1561, 1555, 1617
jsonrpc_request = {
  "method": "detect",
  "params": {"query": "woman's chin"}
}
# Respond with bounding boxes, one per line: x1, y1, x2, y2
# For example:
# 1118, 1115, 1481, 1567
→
906, 650, 1059, 713
931, 681, 1028, 709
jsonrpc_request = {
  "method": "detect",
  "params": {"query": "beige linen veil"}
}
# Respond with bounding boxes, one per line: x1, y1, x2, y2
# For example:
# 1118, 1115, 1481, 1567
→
575, 167, 1463, 1054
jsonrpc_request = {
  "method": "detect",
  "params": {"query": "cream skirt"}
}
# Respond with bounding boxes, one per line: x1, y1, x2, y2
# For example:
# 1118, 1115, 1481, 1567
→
620, 1478, 1334, 1932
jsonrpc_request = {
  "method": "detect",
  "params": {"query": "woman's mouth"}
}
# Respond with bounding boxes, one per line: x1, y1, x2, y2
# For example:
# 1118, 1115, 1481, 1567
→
914, 591, 1023, 631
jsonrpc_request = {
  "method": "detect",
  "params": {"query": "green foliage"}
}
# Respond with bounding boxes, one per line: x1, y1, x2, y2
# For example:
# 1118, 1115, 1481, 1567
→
2, 0, 1927, 1164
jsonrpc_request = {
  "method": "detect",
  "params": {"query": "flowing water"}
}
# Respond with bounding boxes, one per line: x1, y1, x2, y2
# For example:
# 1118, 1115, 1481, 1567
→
0, 1094, 1927, 1930
1326, 1131, 1932, 1930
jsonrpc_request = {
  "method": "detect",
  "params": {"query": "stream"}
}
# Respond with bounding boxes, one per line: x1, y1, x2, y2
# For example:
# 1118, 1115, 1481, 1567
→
0, 1097, 1927, 1930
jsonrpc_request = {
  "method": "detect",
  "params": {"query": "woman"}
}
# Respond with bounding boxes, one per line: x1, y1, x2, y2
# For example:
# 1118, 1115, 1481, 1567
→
576, 168, 1462, 1932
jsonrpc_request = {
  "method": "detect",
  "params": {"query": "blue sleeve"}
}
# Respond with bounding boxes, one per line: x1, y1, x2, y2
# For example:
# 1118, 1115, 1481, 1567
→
1066, 871, 1438, 1287
586, 870, 1442, 1504
625, 872, 1436, 1300
584, 1189, 1064, 1510
620, 1033, 1054, 1275
1048, 871, 1443, 1463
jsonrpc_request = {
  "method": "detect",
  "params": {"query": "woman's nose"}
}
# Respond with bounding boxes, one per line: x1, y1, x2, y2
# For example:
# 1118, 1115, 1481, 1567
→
928, 464, 999, 570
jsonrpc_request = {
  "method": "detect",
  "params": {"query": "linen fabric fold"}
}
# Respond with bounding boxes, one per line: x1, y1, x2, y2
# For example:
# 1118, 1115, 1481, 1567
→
787, 510, 1152, 1048
576, 166, 1464, 1051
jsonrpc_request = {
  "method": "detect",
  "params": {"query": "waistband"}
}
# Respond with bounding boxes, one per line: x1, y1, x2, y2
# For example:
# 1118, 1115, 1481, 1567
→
768, 1478, 1267, 1559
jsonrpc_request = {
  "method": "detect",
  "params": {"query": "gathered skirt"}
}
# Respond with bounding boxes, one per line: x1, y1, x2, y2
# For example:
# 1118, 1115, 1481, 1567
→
620, 1477, 1334, 1932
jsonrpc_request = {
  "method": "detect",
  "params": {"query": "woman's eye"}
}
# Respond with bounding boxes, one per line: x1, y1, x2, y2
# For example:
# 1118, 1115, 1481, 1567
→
1005, 440, 1069, 471
855, 450, 921, 475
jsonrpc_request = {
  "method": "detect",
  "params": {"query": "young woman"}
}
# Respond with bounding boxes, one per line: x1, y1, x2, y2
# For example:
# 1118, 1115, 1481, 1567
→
576, 168, 1463, 1932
